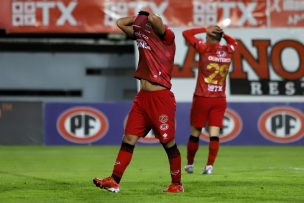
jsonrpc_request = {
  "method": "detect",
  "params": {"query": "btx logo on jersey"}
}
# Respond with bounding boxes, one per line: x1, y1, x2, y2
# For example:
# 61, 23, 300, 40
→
200, 108, 242, 143
57, 107, 109, 144
258, 106, 304, 143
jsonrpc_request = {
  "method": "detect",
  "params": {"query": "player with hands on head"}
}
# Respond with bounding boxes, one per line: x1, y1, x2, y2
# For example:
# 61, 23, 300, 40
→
183, 25, 238, 175
93, 11, 184, 193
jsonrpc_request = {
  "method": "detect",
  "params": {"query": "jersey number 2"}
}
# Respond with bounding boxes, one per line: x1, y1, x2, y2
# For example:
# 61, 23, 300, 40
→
204, 63, 229, 85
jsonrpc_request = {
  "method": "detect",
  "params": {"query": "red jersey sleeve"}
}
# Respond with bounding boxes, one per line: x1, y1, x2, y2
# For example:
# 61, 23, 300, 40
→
183, 28, 207, 53
162, 26, 175, 45
223, 33, 238, 53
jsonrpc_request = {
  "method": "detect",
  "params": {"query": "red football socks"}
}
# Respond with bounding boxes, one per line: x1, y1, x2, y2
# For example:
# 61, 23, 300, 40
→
207, 136, 220, 166
111, 142, 135, 183
163, 144, 181, 185
187, 135, 199, 165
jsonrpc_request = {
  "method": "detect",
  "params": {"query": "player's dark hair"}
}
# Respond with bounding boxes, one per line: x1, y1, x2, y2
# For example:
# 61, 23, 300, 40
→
138, 11, 149, 16
208, 32, 223, 42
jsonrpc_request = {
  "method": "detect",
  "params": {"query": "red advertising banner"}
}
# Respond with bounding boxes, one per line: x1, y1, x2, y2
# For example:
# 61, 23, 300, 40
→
0, 0, 302, 34
269, 0, 304, 27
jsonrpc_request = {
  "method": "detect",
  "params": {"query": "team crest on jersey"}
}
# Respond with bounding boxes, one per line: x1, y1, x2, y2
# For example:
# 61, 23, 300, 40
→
160, 123, 169, 131
159, 114, 169, 123
217, 50, 227, 57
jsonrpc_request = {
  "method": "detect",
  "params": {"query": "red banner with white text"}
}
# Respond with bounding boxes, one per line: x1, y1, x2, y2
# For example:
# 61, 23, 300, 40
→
0, 0, 303, 33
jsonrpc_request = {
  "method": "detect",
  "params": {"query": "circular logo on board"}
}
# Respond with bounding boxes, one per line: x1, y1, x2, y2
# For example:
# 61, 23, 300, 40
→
200, 108, 242, 143
258, 106, 304, 143
57, 107, 109, 144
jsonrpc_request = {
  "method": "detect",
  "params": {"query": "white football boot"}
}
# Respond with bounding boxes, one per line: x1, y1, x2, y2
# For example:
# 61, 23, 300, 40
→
184, 164, 194, 174
202, 165, 213, 175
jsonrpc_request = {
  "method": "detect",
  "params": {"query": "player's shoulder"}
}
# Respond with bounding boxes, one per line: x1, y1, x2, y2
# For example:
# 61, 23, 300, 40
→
221, 44, 236, 54
162, 25, 175, 45
164, 25, 175, 36
195, 40, 208, 53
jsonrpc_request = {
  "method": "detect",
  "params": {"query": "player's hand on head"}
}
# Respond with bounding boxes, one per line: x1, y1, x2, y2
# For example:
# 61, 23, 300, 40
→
206, 25, 223, 36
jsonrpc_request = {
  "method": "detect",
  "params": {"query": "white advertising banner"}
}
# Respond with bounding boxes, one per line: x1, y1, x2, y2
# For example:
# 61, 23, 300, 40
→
170, 27, 304, 102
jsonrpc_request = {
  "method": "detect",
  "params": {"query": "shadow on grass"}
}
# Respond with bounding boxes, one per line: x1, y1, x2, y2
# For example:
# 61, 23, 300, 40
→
0, 170, 73, 194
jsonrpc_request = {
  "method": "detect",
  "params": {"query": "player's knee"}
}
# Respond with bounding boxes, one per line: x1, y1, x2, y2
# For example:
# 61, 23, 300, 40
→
191, 126, 202, 137
161, 139, 175, 148
208, 126, 220, 137
123, 134, 139, 145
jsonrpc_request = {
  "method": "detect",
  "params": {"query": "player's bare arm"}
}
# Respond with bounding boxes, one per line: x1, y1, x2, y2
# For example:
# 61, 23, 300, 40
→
148, 13, 166, 36
116, 16, 136, 39
182, 27, 206, 47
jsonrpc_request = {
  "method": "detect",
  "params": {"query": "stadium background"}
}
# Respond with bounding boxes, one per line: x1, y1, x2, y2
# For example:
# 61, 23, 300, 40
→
0, 0, 303, 146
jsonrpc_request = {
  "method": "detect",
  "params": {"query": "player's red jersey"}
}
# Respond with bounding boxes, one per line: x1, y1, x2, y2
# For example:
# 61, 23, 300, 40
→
183, 28, 238, 97
133, 14, 176, 89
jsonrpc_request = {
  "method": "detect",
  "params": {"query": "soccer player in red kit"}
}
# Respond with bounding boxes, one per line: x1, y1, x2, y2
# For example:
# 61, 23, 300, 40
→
93, 11, 184, 193
182, 26, 238, 175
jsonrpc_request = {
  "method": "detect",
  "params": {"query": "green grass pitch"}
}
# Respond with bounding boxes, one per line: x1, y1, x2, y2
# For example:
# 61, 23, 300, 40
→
0, 146, 303, 203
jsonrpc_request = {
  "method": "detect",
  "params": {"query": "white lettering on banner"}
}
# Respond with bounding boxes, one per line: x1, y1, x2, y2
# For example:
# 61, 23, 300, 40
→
12, 1, 77, 26
286, 82, 296, 95
284, 0, 304, 11
193, 1, 217, 25
104, 2, 168, 26
270, 0, 281, 12
272, 0, 304, 25
193, 1, 257, 26
236, 2, 257, 26
249, 81, 303, 96
250, 82, 263, 95
269, 82, 279, 95
288, 14, 304, 25
56, 1, 77, 26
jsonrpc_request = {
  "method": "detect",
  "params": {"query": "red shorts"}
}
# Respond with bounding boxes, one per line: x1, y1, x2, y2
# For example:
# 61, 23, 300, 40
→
125, 89, 176, 143
190, 96, 227, 128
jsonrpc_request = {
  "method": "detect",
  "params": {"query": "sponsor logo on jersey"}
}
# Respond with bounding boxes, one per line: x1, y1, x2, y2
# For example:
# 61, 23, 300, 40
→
200, 108, 242, 143
136, 39, 151, 50
258, 106, 304, 143
162, 133, 168, 140
57, 107, 109, 144
216, 50, 227, 57
160, 123, 169, 131
159, 114, 169, 123
208, 56, 231, 63
208, 84, 223, 92
134, 31, 149, 40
